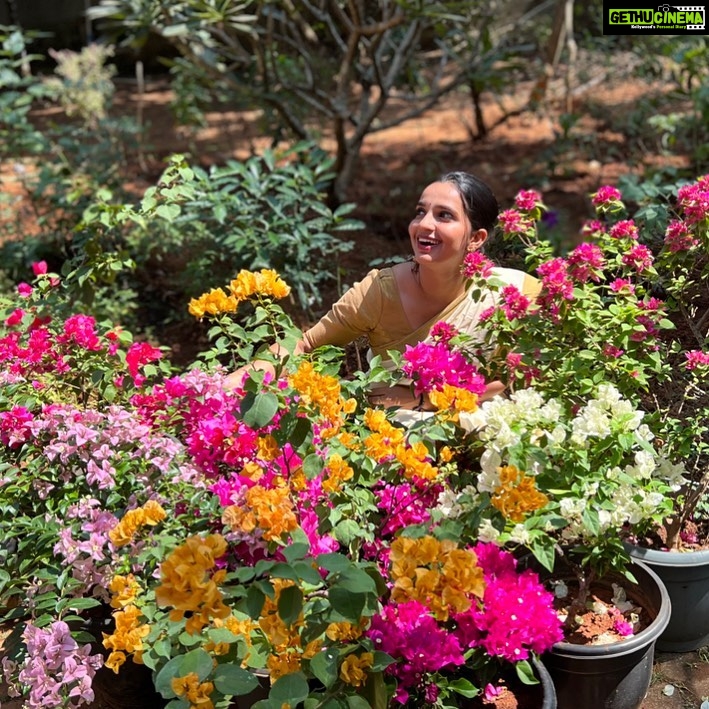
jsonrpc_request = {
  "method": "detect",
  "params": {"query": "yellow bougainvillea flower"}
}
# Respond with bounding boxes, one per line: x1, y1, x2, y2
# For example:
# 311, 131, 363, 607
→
155, 534, 230, 634
257, 434, 279, 461
325, 621, 364, 642
102, 604, 151, 673
267, 651, 302, 681
187, 287, 238, 319
339, 652, 374, 687
389, 535, 485, 621
429, 384, 479, 420
108, 573, 142, 609
362, 407, 438, 480
222, 485, 297, 542
289, 361, 357, 433
109, 499, 167, 549
491, 464, 549, 522
439, 445, 454, 463
204, 614, 257, 663
322, 453, 354, 494
171, 672, 215, 709
229, 268, 291, 302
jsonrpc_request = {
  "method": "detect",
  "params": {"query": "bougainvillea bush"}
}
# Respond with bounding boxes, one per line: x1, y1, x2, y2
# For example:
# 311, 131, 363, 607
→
474, 175, 709, 551
0, 265, 564, 709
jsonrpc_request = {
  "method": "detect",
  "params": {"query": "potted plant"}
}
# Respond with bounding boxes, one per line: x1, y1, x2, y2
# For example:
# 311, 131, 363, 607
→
470, 178, 709, 655
378, 289, 675, 708
0, 266, 563, 708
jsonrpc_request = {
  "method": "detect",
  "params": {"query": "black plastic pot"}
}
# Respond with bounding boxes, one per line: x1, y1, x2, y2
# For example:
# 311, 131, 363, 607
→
626, 543, 709, 652
542, 559, 671, 709
533, 655, 558, 709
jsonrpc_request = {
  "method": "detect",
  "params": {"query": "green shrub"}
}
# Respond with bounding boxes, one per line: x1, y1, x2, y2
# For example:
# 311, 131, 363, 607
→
119, 145, 361, 318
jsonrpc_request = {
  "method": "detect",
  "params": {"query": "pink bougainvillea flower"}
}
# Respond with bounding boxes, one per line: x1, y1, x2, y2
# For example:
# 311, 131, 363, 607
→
429, 321, 459, 344
401, 340, 485, 396
591, 185, 622, 206
664, 219, 698, 253
621, 243, 653, 273
567, 242, 605, 283
609, 219, 638, 240
536, 257, 574, 305
685, 350, 709, 370
514, 189, 543, 211
498, 209, 533, 235
17, 283, 33, 297
4, 309, 24, 327
31, 261, 48, 275
609, 278, 635, 295
125, 342, 163, 386
461, 251, 494, 279
677, 180, 709, 225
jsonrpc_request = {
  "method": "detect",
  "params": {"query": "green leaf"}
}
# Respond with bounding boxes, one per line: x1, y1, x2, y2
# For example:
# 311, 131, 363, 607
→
515, 659, 539, 685
62, 597, 103, 612
179, 648, 214, 681
269, 562, 300, 582
291, 560, 323, 586
213, 665, 261, 696
302, 453, 324, 479
155, 203, 181, 221
316, 553, 352, 573
155, 656, 185, 698
282, 539, 310, 564
165, 699, 190, 709
448, 677, 480, 698
333, 519, 361, 546
246, 585, 266, 619
242, 392, 279, 428
340, 567, 377, 593
277, 584, 303, 627
270, 672, 309, 705
328, 587, 365, 622
309, 647, 339, 688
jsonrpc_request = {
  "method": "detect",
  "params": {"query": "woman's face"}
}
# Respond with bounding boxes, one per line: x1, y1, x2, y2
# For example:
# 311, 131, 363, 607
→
409, 181, 486, 268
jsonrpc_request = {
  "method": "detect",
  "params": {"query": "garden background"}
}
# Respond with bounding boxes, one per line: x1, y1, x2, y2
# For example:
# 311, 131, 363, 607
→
1, 1, 709, 707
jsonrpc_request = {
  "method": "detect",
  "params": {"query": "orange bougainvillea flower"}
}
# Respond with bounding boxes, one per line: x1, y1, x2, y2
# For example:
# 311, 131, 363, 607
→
362, 407, 438, 480
429, 384, 479, 420
289, 361, 357, 432
322, 453, 354, 494
228, 269, 291, 302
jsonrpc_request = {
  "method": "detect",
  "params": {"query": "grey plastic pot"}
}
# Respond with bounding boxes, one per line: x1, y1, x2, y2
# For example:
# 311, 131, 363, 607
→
542, 559, 671, 709
626, 543, 709, 652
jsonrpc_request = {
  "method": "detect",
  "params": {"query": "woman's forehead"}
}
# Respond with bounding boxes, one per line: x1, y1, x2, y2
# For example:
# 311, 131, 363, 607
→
417, 182, 465, 210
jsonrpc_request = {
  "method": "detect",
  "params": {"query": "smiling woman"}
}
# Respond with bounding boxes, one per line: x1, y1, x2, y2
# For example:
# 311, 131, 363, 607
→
225, 172, 541, 406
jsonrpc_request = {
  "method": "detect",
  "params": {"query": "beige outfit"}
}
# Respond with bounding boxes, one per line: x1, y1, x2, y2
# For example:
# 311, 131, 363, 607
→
303, 266, 540, 359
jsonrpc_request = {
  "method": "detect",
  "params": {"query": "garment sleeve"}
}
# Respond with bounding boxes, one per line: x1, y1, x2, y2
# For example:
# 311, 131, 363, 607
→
303, 269, 384, 350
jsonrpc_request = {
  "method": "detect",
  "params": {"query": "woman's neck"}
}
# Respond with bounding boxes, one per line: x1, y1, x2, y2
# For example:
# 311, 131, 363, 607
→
413, 263, 467, 303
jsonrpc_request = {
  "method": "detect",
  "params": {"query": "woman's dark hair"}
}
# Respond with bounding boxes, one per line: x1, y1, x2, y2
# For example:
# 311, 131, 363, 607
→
439, 171, 499, 232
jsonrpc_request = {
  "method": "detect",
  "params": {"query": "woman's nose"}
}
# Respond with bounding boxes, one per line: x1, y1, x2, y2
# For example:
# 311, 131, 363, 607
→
419, 210, 435, 229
